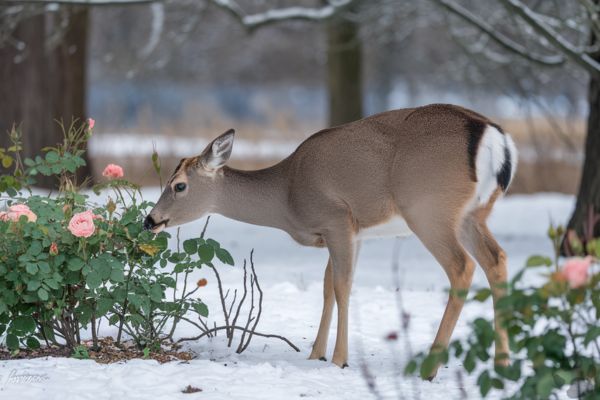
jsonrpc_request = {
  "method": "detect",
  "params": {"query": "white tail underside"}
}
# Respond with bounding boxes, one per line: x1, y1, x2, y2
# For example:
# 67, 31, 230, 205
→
473, 125, 518, 207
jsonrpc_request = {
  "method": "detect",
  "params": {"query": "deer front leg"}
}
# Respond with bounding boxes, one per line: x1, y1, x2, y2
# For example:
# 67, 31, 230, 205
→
325, 229, 357, 368
309, 259, 334, 361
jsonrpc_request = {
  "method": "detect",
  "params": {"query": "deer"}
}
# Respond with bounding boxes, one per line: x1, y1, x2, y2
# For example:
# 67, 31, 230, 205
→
144, 103, 517, 379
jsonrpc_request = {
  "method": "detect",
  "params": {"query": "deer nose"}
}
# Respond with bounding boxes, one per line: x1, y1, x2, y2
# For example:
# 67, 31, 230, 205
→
143, 215, 156, 231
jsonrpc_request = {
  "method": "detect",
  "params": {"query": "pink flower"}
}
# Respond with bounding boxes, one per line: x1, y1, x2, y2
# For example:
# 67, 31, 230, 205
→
1, 204, 37, 222
68, 210, 96, 238
561, 256, 593, 288
87, 118, 95, 130
102, 164, 124, 179
49, 242, 59, 256
92, 214, 105, 221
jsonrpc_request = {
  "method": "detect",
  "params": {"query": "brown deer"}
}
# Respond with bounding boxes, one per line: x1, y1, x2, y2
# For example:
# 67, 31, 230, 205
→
144, 103, 517, 378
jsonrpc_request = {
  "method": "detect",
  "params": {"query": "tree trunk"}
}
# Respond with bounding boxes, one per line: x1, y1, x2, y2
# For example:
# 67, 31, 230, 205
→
326, 14, 363, 126
0, 6, 91, 189
566, 7, 600, 239
567, 71, 600, 238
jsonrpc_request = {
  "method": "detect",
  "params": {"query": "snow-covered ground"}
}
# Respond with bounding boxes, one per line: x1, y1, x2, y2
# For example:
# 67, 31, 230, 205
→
0, 192, 575, 400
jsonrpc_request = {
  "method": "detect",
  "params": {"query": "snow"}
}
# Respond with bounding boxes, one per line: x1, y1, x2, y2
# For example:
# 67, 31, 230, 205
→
0, 192, 575, 399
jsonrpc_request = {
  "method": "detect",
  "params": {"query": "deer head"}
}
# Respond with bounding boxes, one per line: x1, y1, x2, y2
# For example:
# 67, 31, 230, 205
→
143, 129, 235, 233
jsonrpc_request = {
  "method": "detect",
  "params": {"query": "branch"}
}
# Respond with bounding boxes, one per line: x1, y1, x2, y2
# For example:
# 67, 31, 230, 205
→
177, 325, 300, 352
499, 0, 600, 76
209, 0, 355, 31
2, 0, 156, 4
432, 0, 566, 66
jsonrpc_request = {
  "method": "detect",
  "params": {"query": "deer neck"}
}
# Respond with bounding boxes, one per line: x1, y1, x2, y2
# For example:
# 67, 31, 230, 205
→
213, 164, 290, 231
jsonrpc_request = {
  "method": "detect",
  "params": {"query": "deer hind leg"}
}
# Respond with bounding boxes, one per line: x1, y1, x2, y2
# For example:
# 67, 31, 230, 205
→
309, 259, 334, 361
405, 211, 475, 380
461, 207, 510, 366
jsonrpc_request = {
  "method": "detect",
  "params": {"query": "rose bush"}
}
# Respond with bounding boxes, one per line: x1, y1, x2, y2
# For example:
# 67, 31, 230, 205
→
407, 222, 600, 399
0, 121, 234, 352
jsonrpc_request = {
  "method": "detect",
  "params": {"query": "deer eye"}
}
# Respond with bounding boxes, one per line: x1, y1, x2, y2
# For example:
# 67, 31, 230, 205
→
174, 182, 187, 192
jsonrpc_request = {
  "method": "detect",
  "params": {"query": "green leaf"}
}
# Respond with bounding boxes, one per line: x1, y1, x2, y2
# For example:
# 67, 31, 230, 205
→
183, 239, 198, 254
6, 333, 19, 350
86, 271, 102, 289
29, 241, 42, 256
37, 288, 49, 301
1, 155, 13, 169
110, 268, 125, 283
215, 248, 234, 266
473, 288, 492, 302
193, 301, 209, 317
25, 263, 38, 275
27, 280, 41, 291
584, 326, 600, 346
26, 337, 41, 349
526, 255, 552, 268
37, 261, 50, 274
12, 315, 36, 333
149, 284, 163, 303
90, 256, 111, 280
477, 371, 492, 396
96, 298, 114, 316
198, 244, 214, 263
45, 151, 59, 163
419, 353, 438, 380
68, 257, 85, 271
206, 239, 220, 249
536, 372, 555, 398
404, 359, 418, 375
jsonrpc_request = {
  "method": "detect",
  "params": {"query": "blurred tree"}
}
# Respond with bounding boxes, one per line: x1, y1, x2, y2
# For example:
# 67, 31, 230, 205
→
326, 12, 363, 125
0, 5, 91, 188
207, 0, 360, 125
435, 0, 600, 237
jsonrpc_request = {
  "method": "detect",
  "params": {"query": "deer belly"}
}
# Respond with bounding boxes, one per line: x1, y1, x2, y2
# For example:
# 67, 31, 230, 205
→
357, 216, 413, 239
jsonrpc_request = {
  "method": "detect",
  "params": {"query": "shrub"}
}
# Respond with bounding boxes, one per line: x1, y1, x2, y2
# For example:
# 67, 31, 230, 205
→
0, 121, 233, 353
407, 220, 600, 399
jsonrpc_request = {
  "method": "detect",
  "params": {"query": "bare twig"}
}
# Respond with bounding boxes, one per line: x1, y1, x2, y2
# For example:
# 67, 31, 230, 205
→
432, 0, 565, 66
200, 216, 210, 239
499, 0, 600, 76
228, 259, 248, 347
238, 249, 263, 353
208, 263, 232, 341
209, 0, 355, 31
177, 325, 300, 352
236, 263, 256, 353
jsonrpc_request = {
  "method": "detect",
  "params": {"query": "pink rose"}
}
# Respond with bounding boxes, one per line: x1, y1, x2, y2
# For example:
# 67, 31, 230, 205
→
102, 164, 124, 179
49, 242, 59, 256
87, 118, 95, 130
1, 204, 37, 222
561, 256, 593, 288
68, 210, 96, 238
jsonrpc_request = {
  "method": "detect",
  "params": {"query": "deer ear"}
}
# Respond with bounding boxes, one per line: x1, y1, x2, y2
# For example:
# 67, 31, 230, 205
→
202, 129, 235, 170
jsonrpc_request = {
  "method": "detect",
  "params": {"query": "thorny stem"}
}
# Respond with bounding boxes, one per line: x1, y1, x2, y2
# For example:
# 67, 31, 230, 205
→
116, 250, 135, 345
